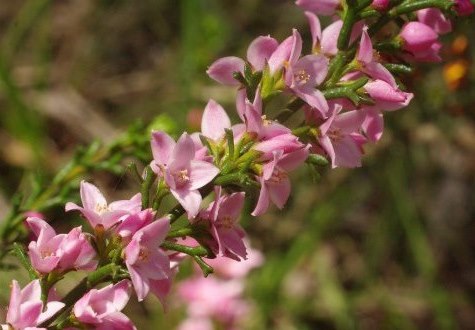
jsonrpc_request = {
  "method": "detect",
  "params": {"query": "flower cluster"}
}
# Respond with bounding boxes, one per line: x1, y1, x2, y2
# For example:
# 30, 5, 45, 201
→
2, 0, 473, 329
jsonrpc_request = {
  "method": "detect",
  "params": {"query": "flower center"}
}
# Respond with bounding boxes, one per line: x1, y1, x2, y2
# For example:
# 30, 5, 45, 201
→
269, 168, 288, 184
219, 215, 234, 229
94, 203, 109, 215
139, 247, 150, 261
294, 69, 311, 85
174, 169, 190, 187
41, 249, 54, 258
327, 128, 343, 142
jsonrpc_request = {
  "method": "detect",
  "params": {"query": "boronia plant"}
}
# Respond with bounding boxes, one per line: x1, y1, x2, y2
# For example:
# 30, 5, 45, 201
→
1, 0, 473, 329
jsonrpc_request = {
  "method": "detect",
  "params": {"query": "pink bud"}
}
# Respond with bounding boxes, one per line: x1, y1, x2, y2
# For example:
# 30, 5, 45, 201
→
372, 0, 390, 11
454, 0, 474, 16
400, 22, 438, 53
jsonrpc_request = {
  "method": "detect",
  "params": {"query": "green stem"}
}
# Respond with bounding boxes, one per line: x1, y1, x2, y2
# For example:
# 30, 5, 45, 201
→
390, 0, 453, 16
161, 241, 210, 257
193, 255, 214, 277
167, 227, 194, 238
337, 6, 357, 50
141, 166, 154, 209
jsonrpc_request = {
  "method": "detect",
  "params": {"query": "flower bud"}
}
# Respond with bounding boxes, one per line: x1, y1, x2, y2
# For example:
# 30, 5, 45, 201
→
454, 0, 474, 16
372, 0, 390, 11
400, 22, 438, 53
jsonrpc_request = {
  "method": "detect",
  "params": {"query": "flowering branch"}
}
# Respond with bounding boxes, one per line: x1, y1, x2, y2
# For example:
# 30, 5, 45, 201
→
1, 1, 474, 329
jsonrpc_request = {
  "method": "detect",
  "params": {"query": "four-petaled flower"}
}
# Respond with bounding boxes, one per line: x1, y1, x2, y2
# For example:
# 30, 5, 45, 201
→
151, 132, 219, 219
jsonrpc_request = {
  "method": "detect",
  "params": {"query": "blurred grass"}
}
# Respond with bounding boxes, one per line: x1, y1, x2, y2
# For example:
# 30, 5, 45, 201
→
0, 1, 474, 329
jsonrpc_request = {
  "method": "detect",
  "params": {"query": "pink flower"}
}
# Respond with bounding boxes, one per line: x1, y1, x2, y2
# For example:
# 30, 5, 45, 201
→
65, 181, 141, 230
204, 241, 264, 279
236, 88, 294, 143
318, 105, 366, 168
150, 132, 219, 218
417, 9, 452, 34
295, 0, 341, 16
400, 22, 441, 62
115, 209, 154, 243
73, 280, 135, 330
206, 35, 278, 85
27, 217, 97, 274
1, 280, 64, 330
252, 147, 309, 216
124, 218, 171, 301
356, 26, 398, 85
198, 187, 247, 261
177, 276, 249, 325
283, 29, 329, 116
364, 80, 413, 111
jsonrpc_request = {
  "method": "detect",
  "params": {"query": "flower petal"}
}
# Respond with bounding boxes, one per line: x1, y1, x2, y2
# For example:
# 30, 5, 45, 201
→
201, 99, 231, 141
251, 178, 270, 217
169, 133, 195, 171
246, 35, 278, 71
151, 131, 176, 167
79, 181, 107, 211
206, 56, 245, 86
357, 26, 373, 64
170, 188, 202, 219
268, 177, 291, 209
305, 11, 322, 50
188, 160, 219, 191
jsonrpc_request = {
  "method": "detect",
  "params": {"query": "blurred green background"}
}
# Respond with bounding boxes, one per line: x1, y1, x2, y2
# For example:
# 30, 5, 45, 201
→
0, 1, 474, 329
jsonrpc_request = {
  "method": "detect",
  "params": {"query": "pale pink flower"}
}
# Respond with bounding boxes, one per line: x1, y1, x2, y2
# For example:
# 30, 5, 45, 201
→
318, 105, 366, 168
252, 147, 309, 216
236, 89, 293, 142
65, 181, 141, 230
177, 276, 249, 325
150, 132, 219, 218
27, 217, 97, 274
73, 280, 135, 330
1, 280, 64, 330
207, 35, 278, 85
124, 218, 171, 301
198, 187, 247, 261
283, 29, 329, 116
115, 209, 154, 243
205, 241, 264, 279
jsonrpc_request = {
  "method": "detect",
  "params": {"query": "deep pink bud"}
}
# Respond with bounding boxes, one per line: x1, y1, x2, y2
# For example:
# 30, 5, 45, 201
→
454, 0, 474, 16
372, 0, 390, 11
400, 22, 441, 62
